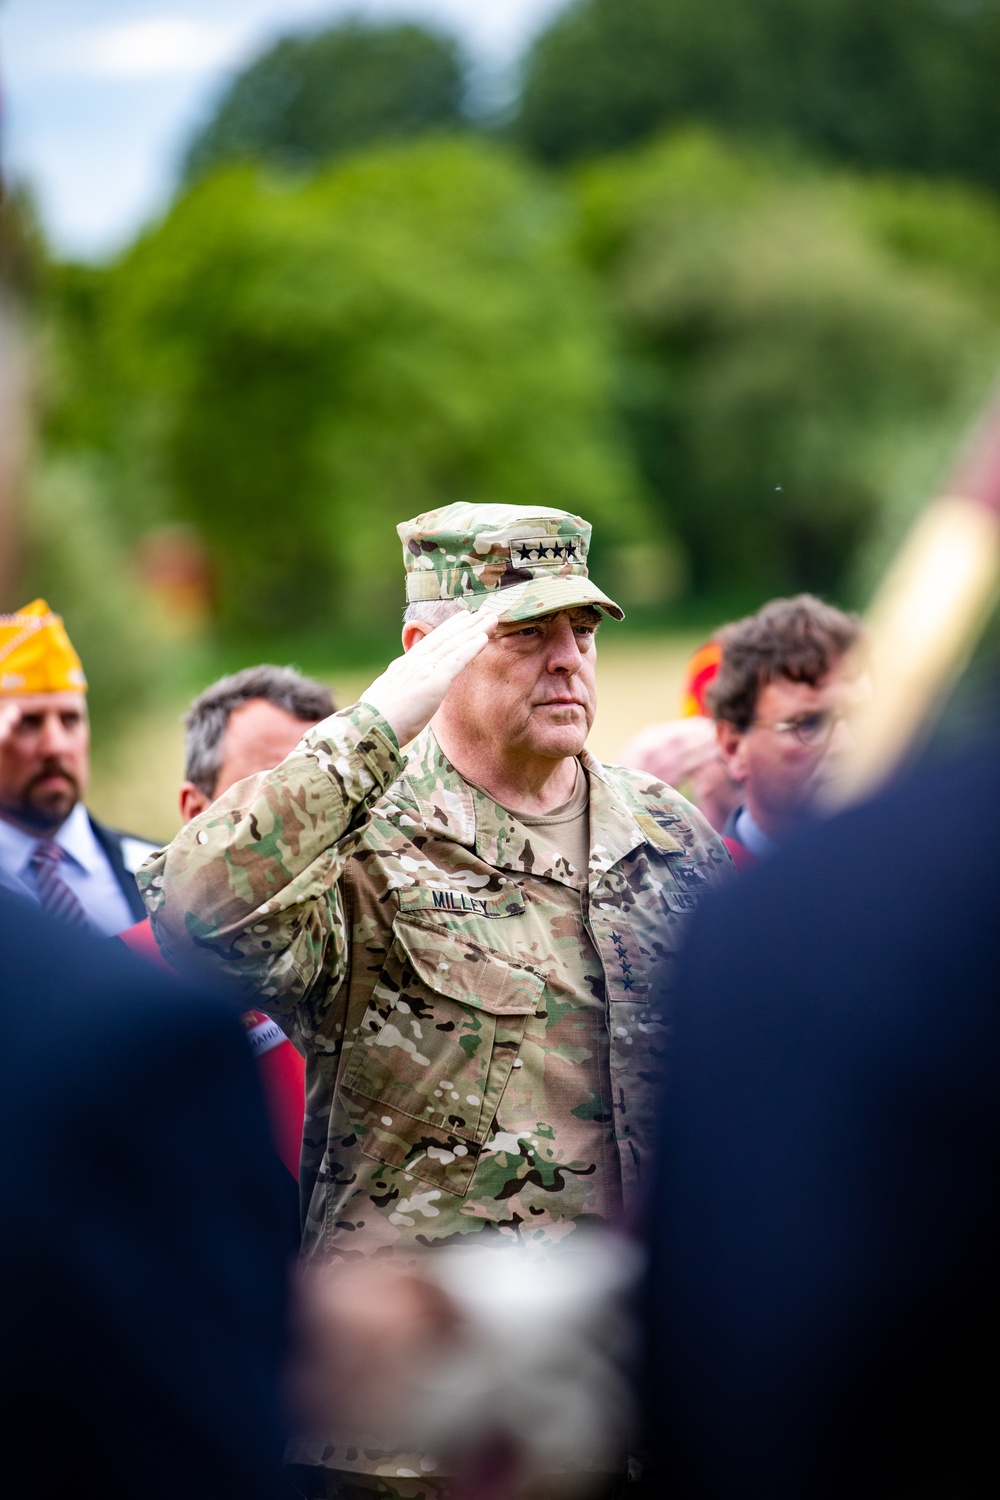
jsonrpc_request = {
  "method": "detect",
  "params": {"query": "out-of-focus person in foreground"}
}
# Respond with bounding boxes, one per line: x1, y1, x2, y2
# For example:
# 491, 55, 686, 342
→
0, 599, 156, 929
707, 594, 863, 867
0, 886, 291, 1500
121, 664, 335, 1181
644, 740, 1000, 1498
141, 502, 728, 1498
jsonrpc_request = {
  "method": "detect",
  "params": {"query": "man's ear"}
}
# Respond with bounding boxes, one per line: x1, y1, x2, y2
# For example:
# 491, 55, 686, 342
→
715, 720, 749, 785
401, 622, 432, 653
178, 781, 211, 824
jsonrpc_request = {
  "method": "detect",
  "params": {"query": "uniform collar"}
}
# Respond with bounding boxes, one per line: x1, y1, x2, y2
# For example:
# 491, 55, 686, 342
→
401, 731, 661, 884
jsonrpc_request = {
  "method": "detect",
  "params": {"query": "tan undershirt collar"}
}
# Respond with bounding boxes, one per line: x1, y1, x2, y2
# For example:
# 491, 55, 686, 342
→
469, 761, 590, 885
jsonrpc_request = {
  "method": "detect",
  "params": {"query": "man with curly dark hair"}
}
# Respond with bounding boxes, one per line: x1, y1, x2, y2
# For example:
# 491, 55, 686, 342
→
707, 594, 864, 866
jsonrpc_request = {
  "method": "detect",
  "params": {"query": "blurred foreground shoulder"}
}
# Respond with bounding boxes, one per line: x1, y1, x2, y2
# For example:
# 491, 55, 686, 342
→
645, 741, 1000, 1500
0, 890, 290, 1500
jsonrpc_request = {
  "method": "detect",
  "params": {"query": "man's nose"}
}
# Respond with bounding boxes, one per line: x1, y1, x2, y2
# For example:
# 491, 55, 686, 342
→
38, 714, 71, 756
545, 621, 583, 673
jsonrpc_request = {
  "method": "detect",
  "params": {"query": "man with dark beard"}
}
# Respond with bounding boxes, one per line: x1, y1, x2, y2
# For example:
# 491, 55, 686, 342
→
0, 598, 155, 932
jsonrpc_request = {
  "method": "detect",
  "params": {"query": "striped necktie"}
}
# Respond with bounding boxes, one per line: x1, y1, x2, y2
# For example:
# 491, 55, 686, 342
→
29, 839, 91, 929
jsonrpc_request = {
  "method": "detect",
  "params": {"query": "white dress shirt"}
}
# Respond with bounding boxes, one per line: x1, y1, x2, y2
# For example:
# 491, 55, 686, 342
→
0, 801, 137, 935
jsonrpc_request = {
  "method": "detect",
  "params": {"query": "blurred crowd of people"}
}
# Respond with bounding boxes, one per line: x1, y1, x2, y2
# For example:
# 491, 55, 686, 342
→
1, 503, 995, 1500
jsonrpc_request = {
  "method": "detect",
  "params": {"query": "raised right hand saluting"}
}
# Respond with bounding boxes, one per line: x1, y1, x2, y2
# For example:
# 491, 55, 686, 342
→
360, 608, 498, 748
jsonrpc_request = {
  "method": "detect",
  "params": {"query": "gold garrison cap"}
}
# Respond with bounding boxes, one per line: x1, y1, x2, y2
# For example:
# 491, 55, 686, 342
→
0, 599, 87, 696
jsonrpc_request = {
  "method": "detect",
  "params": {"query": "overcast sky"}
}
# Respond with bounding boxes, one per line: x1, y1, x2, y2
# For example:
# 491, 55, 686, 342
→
1, 0, 565, 260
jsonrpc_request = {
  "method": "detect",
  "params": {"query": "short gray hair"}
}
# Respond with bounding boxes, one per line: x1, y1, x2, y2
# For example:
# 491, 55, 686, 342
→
402, 601, 604, 629
402, 600, 464, 628
183, 664, 335, 795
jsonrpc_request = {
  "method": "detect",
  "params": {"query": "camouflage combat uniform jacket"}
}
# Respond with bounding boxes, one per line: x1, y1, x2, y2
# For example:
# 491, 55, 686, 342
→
141, 703, 728, 1261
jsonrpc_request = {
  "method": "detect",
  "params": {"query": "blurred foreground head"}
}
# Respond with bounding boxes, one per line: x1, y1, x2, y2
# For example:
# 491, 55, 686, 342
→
180, 664, 334, 820
292, 1234, 638, 1500
708, 594, 863, 850
0, 599, 89, 832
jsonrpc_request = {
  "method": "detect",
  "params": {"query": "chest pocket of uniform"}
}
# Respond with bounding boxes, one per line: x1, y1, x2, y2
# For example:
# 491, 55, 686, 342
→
340, 918, 544, 1196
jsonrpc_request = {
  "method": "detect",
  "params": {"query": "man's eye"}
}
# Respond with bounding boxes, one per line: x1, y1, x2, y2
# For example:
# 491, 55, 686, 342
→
17, 716, 42, 732
61, 714, 81, 729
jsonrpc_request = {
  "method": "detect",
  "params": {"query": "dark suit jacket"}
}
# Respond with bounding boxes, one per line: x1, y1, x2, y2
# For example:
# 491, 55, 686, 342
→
88, 813, 158, 922
645, 746, 1000, 1499
0, 890, 291, 1499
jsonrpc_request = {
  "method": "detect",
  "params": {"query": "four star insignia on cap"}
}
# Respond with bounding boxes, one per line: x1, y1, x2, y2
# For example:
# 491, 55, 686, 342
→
397, 503, 623, 620
514, 540, 581, 563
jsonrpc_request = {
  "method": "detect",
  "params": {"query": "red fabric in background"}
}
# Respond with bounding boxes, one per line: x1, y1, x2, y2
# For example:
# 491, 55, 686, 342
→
723, 836, 758, 873
118, 918, 305, 1180
250, 1032, 306, 1181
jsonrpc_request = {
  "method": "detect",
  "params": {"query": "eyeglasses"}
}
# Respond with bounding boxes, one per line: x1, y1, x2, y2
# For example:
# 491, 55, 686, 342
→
751, 710, 841, 748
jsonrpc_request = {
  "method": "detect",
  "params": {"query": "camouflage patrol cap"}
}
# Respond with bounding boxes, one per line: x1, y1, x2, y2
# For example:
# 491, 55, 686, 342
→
398, 502, 624, 623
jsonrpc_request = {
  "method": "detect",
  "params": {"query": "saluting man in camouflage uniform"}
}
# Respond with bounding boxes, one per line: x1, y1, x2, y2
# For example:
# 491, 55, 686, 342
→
140, 504, 728, 1497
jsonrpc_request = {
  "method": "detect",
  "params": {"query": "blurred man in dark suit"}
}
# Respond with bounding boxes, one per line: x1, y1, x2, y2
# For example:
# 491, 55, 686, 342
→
645, 743, 1000, 1498
0, 888, 291, 1499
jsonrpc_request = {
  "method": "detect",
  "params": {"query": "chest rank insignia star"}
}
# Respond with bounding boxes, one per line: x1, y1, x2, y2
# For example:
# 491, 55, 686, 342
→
610, 932, 635, 992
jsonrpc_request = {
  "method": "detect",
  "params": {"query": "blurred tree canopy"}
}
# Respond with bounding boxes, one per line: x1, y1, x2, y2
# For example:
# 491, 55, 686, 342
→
185, 19, 466, 180
518, 0, 1000, 191
574, 131, 1000, 600
35, 58, 1000, 663
18, 457, 164, 739
47, 139, 646, 641
0, 191, 163, 738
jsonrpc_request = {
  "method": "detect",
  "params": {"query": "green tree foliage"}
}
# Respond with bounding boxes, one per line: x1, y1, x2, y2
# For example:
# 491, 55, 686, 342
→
185, 20, 466, 179
18, 457, 164, 740
575, 131, 1000, 602
519, 0, 1000, 191
64, 138, 644, 638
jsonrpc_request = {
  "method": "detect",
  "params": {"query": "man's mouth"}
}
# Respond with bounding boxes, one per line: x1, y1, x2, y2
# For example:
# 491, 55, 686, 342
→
29, 769, 77, 796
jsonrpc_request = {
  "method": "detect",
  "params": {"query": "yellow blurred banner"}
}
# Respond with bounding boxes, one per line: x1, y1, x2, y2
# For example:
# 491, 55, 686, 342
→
834, 386, 1000, 806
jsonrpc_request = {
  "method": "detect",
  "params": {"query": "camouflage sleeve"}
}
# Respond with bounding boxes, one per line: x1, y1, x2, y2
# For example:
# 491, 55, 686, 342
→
137, 703, 404, 1012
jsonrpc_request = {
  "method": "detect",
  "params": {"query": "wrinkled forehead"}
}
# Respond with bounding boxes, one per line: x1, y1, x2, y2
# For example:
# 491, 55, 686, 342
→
5, 692, 88, 716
